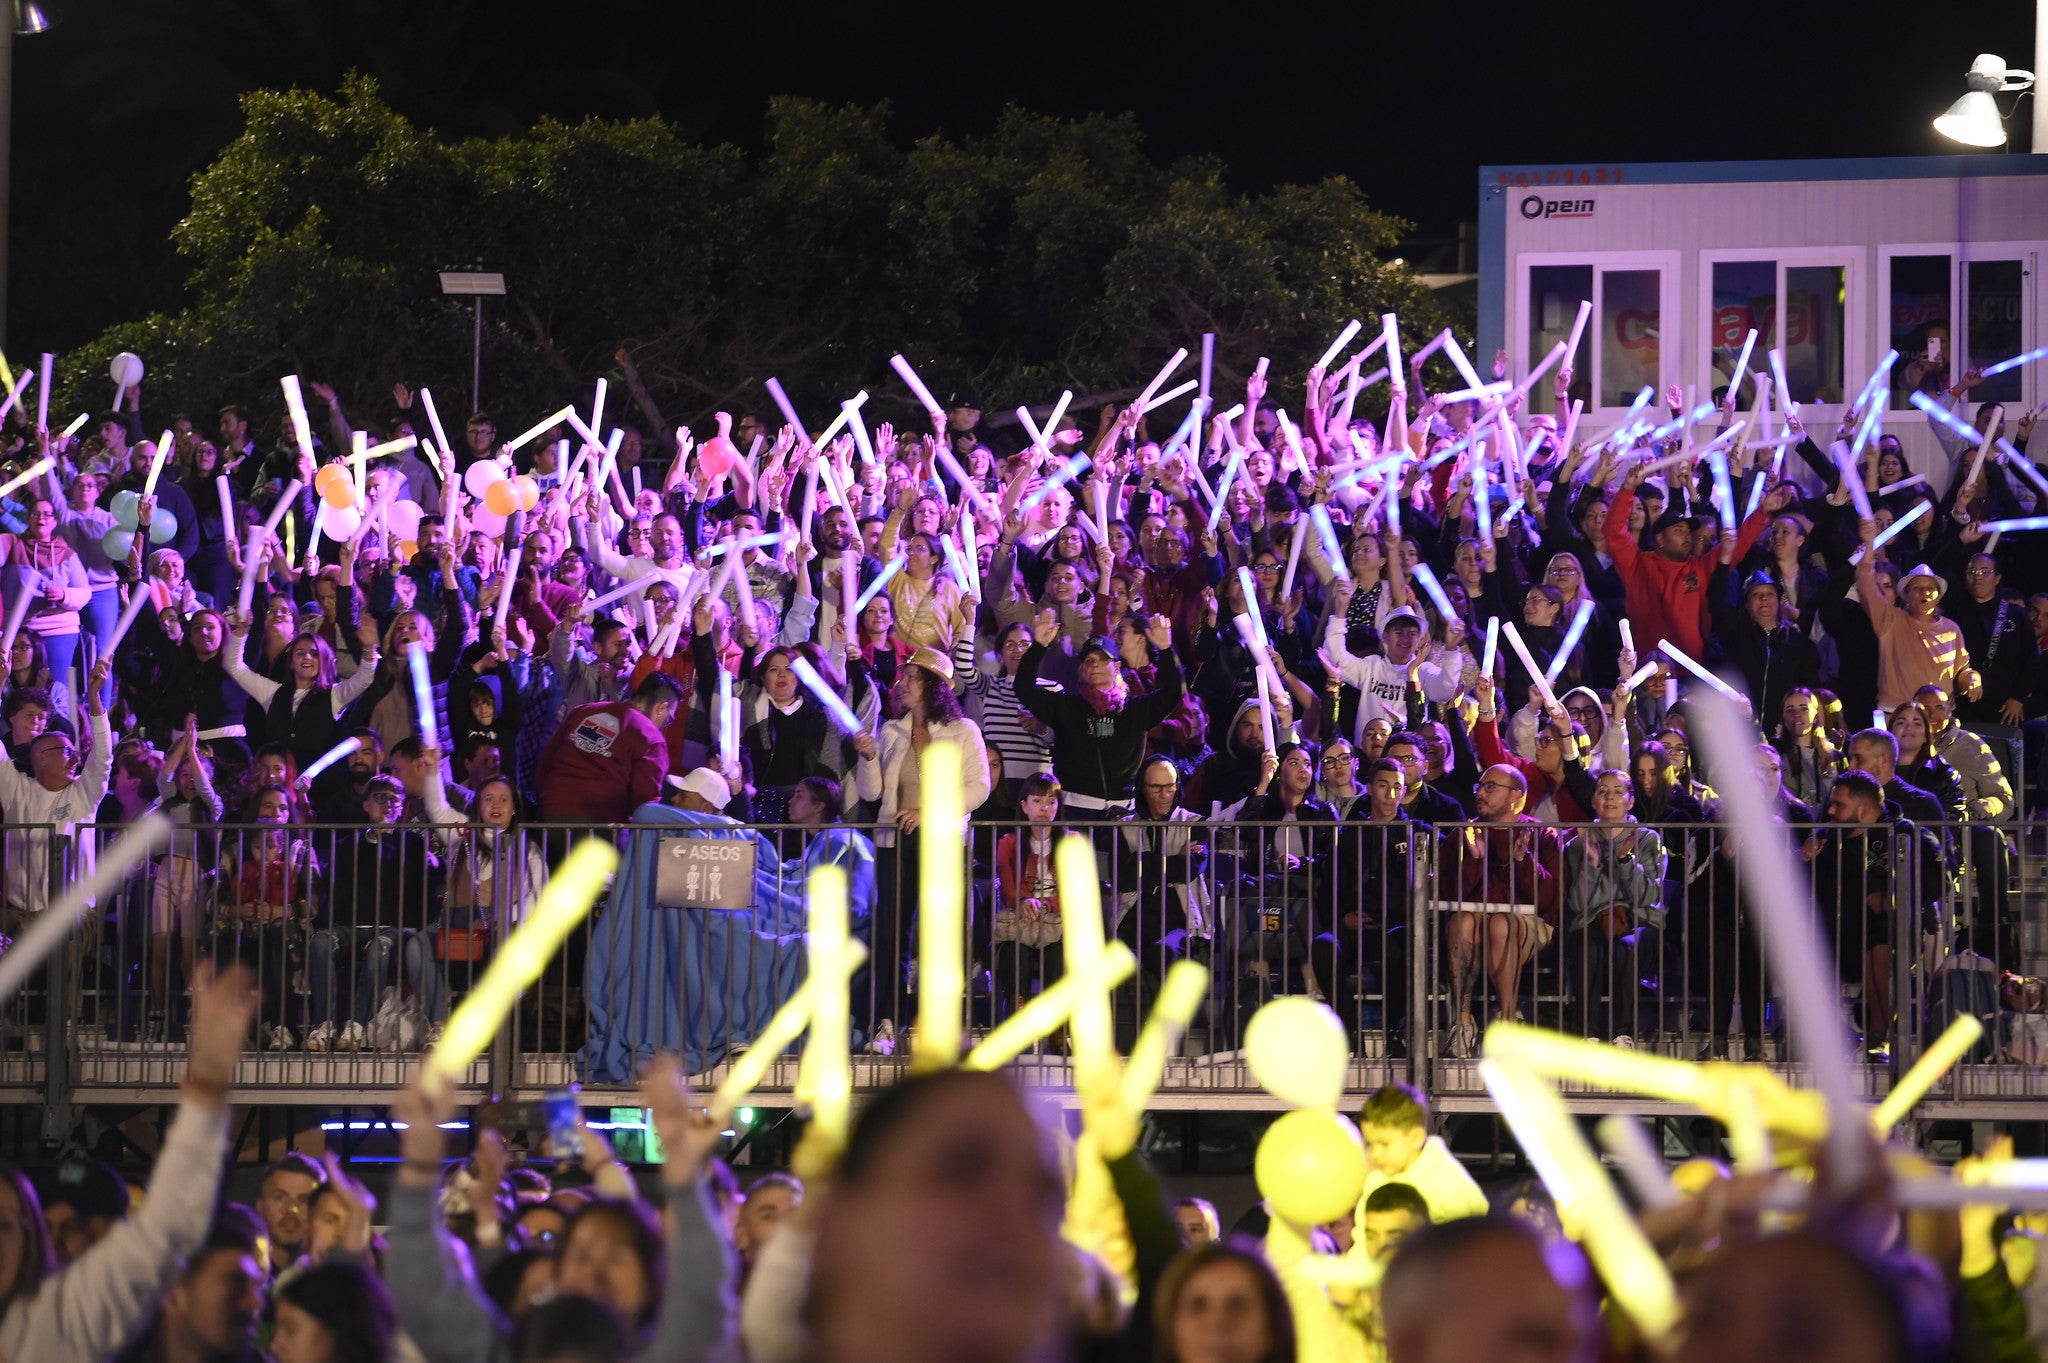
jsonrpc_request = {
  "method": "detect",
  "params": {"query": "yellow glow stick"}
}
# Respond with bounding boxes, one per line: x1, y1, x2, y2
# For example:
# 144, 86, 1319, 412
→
710, 941, 866, 1125
1481, 1058, 1681, 1347
963, 943, 1137, 1071
1871, 1014, 1983, 1134
0, 352, 14, 395
425, 839, 618, 1090
912, 742, 966, 1071
1723, 1075, 1775, 1174
792, 865, 853, 1148
1119, 961, 1208, 1114
1055, 833, 1116, 1096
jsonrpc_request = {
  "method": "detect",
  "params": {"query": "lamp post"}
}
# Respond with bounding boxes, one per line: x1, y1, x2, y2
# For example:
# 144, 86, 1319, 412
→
438, 267, 506, 415
1932, 1, 2046, 150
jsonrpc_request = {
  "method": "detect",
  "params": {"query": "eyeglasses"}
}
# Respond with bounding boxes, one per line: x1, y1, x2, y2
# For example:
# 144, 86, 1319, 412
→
1566, 706, 1599, 721
1476, 780, 1519, 794
1966, 566, 1997, 577
1252, 563, 1281, 573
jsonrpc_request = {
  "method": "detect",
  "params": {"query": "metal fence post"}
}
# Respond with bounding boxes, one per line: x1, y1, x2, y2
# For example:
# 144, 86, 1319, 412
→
42, 831, 72, 1144
1408, 831, 1432, 1090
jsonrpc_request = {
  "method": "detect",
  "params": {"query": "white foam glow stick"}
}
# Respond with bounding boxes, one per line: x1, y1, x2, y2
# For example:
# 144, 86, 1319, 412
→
0, 815, 172, 1009
1563, 298, 1593, 371
278, 376, 313, 465
1501, 341, 1569, 412
1837, 451, 1873, 522
0, 369, 34, 426
845, 396, 877, 466
362, 434, 419, 461
1015, 405, 1051, 456
103, 581, 157, 657
1878, 474, 1927, 495
640, 598, 657, 640
1852, 501, 1932, 564
1982, 344, 2048, 379
1990, 531, 2004, 553
142, 430, 173, 497
0, 577, 34, 664
790, 655, 863, 734
408, 639, 440, 750
349, 430, 370, 502
1438, 381, 1511, 405
1377, 314, 1405, 398
717, 666, 737, 766
1135, 347, 1190, 412
1480, 617, 1500, 677
838, 550, 858, 643
1658, 639, 1743, 703
763, 377, 812, 445
59, 413, 89, 440
1278, 516, 1309, 601
1231, 615, 1280, 754
0, 457, 54, 503
703, 532, 783, 558
1041, 390, 1074, 451
586, 571, 671, 611
1411, 562, 1456, 621
1978, 516, 2048, 534
959, 513, 981, 599
1646, 402, 1718, 446
1441, 332, 1484, 391
237, 480, 301, 615
1894, 387, 1960, 434
493, 548, 522, 628
1140, 378, 1197, 415
1093, 477, 1111, 546
296, 736, 363, 790
1200, 333, 1214, 401
1544, 600, 1594, 686
34, 354, 49, 434
1274, 409, 1309, 477
1594, 1115, 1681, 1211
1964, 427, 1999, 491
1501, 621, 1559, 710
1205, 450, 1244, 533
809, 393, 862, 452
307, 502, 326, 559
215, 476, 237, 548
1727, 327, 1758, 400
1707, 447, 1737, 534
935, 451, 998, 520
939, 533, 973, 594
418, 387, 454, 466
1316, 320, 1363, 373
507, 406, 574, 452
889, 354, 944, 417
1020, 453, 1090, 511
1767, 347, 1792, 411
1623, 659, 1661, 690
855, 555, 906, 614
1688, 688, 1867, 1183
1236, 568, 1269, 649
1471, 457, 1492, 540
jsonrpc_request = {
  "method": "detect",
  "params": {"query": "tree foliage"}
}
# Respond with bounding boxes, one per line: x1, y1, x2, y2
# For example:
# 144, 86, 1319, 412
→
60, 76, 1456, 440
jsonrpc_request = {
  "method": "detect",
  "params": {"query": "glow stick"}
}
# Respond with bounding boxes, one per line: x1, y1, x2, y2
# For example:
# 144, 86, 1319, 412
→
959, 514, 981, 599
293, 736, 364, 792
1768, 348, 1792, 410
1308, 505, 1349, 579
494, 548, 521, 628
1140, 378, 1197, 415
1480, 1059, 1681, 1346
1688, 687, 1867, 1182
1545, 600, 1594, 686
1120, 961, 1210, 1112
1837, 451, 1873, 522
793, 864, 853, 1146
939, 533, 974, 594
307, 503, 326, 559
717, 666, 737, 766
809, 393, 861, 452
1878, 474, 1927, 495
1727, 327, 1758, 400
855, 555, 904, 616
1481, 617, 1499, 677
1316, 319, 1363, 373
586, 572, 670, 611
1981, 344, 2048, 379
1471, 457, 1491, 540
1852, 501, 1932, 563
140, 428, 176, 497
1355, 366, 1390, 390
814, 447, 852, 514
1042, 390, 1074, 450
1205, 450, 1244, 533
427, 838, 618, 1089
640, 599, 657, 641
1621, 623, 1635, 662
838, 551, 857, 644
417, 388, 455, 470
0, 815, 172, 1009
1646, 402, 1718, 446
790, 655, 863, 735
1501, 621, 1560, 710
104, 580, 157, 657
1200, 333, 1214, 400
889, 354, 944, 417
1594, 1115, 1681, 1211
707, 936, 865, 1121
1721, 1076, 1774, 1174
362, 434, 419, 461
935, 451, 998, 520
1998, 440, 2048, 502
1409, 328, 1450, 370
1410, 562, 1456, 621
1279, 516, 1309, 601
1624, 660, 1661, 690
1441, 333, 1484, 390
405, 639, 441, 750
1274, 409, 1308, 477
1964, 427, 1998, 492
1020, 453, 1090, 511
0, 457, 54, 502
963, 942, 1137, 1070
1379, 314, 1404, 394
1990, 531, 2004, 553
1501, 341, 1568, 411
237, 479, 301, 615
914, 742, 967, 1071
350, 430, 369, 502
279, 376, 315, 466
1055, 832, 1118, 1093
1657, 639, 1743, 703
1236, 569, 1269, 648
1563, 298, 1593, 371
59, 414, 89, 440
0, 578, 33, 664
1015, 405, 1050, 456
507, 406, 574, 452
587, 375, 607, 448
0, 369, 33, 427
1438, 381, 1510, 405
1093, 476, 1111, 546
763, 377, 812, 445
846, 397, 876, 466
1135, 348, 1190, 412
1707, 447, 1736, 534
1232, 616, 1280, 754
1977, 516, 2048, 534
1870, 1014, 1983, 1133
34, 354, 49, 434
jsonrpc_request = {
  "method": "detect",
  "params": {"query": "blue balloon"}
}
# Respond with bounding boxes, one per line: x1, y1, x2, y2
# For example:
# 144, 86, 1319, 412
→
110, 489, 140, 531
101, 527, 136, 560
147, 509, 179, 545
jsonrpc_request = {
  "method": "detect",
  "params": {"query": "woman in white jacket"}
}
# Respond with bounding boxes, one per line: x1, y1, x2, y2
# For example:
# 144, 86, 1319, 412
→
0, 965, 253, 1363
852, 647, 990, 1055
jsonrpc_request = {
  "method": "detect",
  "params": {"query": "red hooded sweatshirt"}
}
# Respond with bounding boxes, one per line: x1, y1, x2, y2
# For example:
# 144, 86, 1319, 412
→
535, 699, 670, 823
1605, 483, 1766, 661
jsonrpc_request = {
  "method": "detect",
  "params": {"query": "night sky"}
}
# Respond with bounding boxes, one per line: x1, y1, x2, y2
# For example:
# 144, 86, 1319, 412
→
9, 0, 2039, 351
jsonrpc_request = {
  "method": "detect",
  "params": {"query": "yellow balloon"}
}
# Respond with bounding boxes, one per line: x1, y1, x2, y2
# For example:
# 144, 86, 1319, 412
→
1244, 996, 1350, 1110
1255, 1109, 1367, 1226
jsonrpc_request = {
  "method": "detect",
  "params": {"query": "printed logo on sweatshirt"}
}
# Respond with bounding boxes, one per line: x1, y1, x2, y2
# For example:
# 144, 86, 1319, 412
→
571, 711, 623, 756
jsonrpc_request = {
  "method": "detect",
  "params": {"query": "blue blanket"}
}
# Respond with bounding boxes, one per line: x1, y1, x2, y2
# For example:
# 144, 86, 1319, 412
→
579, 803, 875, 1080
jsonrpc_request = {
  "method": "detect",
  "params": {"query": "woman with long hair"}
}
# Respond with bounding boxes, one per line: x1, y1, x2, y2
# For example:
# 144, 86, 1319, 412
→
273, 1261, 397, 1363
1153, 1239, 1296, 1363
0, 496, 90, 722
1888, 702, 1966, 822
222, 609, 383, 783
955, 620, 1054, 818
418, 759, 550, 1046
221, 782, 321, 1050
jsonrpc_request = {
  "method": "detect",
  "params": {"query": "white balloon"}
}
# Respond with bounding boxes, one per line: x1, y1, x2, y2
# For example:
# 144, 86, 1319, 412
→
321, 503, 362, 541
385, 499, 424, 540
108, 352, 144, 387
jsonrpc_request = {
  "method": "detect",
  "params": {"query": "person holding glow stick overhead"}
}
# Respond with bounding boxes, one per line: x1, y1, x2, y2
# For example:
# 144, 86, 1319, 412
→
1853, 523, 1980, 711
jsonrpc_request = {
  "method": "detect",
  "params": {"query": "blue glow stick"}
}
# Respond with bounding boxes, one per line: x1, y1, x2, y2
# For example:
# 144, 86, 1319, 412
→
407, 641, 439, 751
1410, 562, 1455, 621
1853, 499, 1932, 563
1645, 403, 1717, 446
295, 736, 362, 790
1472, 460, 1491, 540
1020, 453, 1091, 511
1978, 516, 2048, 534
940, 534, 974, 594
1707, 447, 1736, 534
1909, 389, 1985, 444
1544, 600, 1594, 686
1983, 345, 2048, 379
1309, 505, 1350, 580
854, 556, 905, 615
789, 656, 863, 735
1481, 617, 1499, 677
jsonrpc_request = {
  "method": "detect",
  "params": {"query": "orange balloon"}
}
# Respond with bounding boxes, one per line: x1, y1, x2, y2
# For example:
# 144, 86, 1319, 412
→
315, 464, 356, 508
484, 480, 518, 516
397, 539, 419, 562
515, 475, 540, 512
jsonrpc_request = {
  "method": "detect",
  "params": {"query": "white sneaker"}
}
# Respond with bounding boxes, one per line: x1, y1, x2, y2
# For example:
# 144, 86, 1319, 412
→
302, 1022, 336, 1053
868, 1019, 897, 1056
1447, 1018, 1478, 1060
336, 1021, 368, 1053
266, 1024, 294, 1051
1613, 1035, 1636, 1049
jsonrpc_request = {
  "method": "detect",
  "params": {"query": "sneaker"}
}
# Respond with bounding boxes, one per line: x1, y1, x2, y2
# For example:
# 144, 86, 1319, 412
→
1613, 1035, 1636, 1049
868, 1019, 897, 1057
335, 1021, 368, 1053
303, 1021, 336, 1053
1447, 1017, 1478, 1060
143, 1012, 165, 1045
426, 1021, 445, 1047
266, 1024, 294, 1052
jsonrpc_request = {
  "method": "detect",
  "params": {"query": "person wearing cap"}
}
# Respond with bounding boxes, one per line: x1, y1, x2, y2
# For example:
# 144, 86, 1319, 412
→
1709, 565, 1819, 722
1606, 461, 1767, 662
1323, 582, 1457, 744
1014, 607, 1182, 819
1854, 521, 1981, 711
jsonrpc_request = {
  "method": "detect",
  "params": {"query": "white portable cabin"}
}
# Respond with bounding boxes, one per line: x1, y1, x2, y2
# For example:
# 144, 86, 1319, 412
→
1476, 154, 2048, 491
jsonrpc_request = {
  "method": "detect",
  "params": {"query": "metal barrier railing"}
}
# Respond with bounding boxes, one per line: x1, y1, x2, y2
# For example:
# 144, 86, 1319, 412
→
0, 811, 2037, 1116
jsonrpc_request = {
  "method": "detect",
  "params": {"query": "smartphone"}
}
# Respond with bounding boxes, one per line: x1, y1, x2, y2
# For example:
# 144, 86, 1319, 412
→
541, 1086, 582, 1162
1927, 336, 1943, 364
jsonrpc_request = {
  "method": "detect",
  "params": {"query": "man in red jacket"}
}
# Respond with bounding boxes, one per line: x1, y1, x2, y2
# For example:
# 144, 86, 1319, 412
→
1606, 465, 1767, 660
536, 672, 684, 823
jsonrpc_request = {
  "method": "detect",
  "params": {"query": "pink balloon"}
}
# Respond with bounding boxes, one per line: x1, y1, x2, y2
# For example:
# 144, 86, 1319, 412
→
385, 499, 424, 540
700, 411, 738, 478
322, 503, 362, 541
463, 460, 506, 499
471, 506, 508, 536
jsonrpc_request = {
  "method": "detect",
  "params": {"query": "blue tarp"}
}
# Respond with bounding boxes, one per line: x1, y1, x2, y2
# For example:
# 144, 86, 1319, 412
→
579, 803, 875, 1080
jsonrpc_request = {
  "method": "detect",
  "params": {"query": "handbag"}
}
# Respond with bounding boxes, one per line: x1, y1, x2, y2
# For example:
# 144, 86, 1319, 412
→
436, 919, 493, 962
993, 906, 1064, 948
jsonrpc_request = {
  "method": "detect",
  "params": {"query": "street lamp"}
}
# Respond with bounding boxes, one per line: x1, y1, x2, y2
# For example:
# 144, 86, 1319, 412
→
439, 267, 505, 416
1934, 53, 2039, 148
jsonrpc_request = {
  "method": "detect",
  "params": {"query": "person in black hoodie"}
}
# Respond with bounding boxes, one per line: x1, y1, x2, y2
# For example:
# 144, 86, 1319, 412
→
303, 775, 439, 1053
1014, 609, 1183, 820
1942, 547, 2037, 726
1710, 566, 1819, 723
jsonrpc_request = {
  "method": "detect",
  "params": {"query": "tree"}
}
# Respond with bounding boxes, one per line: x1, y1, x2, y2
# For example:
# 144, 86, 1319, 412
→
59, 77, 1458, 448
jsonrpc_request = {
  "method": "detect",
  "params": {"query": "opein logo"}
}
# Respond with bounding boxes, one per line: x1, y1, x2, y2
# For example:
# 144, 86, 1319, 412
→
1520, 195, 1596, 220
